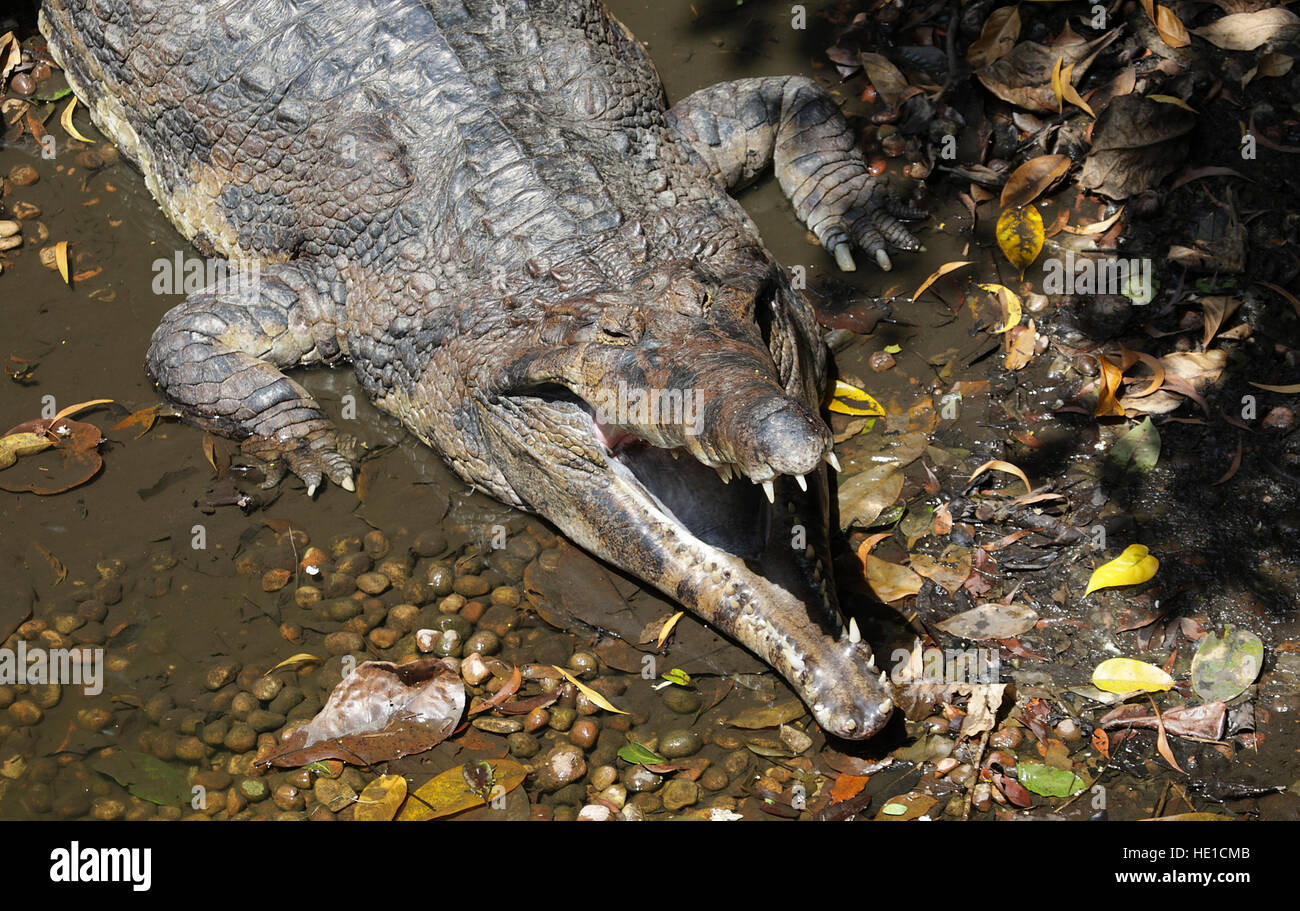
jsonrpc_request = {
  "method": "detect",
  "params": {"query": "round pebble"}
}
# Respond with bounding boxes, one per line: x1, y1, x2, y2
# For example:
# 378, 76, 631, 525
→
568, 719, 599, 750
658, 729, 702, 759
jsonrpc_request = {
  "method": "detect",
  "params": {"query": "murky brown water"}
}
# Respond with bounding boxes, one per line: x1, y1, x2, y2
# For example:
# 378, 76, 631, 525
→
2, 0, 1298, 822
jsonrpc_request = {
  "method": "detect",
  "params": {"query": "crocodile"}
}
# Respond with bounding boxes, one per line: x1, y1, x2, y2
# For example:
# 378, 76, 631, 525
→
39, 0, 925, 739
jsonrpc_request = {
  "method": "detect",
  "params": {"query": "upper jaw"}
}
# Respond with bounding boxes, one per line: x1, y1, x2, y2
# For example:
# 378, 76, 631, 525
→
476, 391, 895, 740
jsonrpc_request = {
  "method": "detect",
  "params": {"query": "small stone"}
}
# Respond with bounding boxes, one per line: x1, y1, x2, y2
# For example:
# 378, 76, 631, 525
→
490, 586, 520, 608
362, 530, 390, 560
661, 779, 700, 811
662, 687, 702, 714
658, 728, 702, 759
870, 350, 896, 372
453, 574, 491, 597
8, 165, 39, 187
568, 719, 599, 750
174, 737, 209, 762
507, 732, 541, 758
204, 661, 241, 691
426, 562, 455, 596
415, 628, 438, 653
239, 778, 269, 801
598, 784, 627, 810
779, 724, 813, 755
272, 783, 305, 811
472, 715, 524, 735
699, 767, 729, 791
356, 572, 390, 595
524, 707, 549, 732
567, 650, 599, 677
578, 804, 612, 821
412, 530, 447, 557
90, 798, 126, 821
464, 629, 500, 656
250, 675, 283, 703
533, 744, 587, 792
590, 765, 619, 791
247, 710, 286, 733
386, 604, 420, 632
324, 631, 365, 655
621, 765, 662, 793
368, 627, 402, 650
224, 723, 258, 753
548, 706, 577, 732
8, 700, 42, 726
460, 652, 491, 686
53, 791, 91, 819
989, 727, 1023, 750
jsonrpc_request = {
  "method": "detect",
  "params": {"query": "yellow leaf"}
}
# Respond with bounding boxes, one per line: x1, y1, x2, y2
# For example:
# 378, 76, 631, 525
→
1249, 381, 1300, 393
397, 759, 527, 821
1085, 544, 1159, 595
979, 283, 1022, 334
1148, 93, 1197, 113
911, 261, 973, 302
354, 774, 407, 821
828, 379, 885, 416
60, 97, 96, 144
1059, 63, 1095, 117
1004, 319, 1038, 371
266, 653, 323, 675
1094, 357, 1127, 417
968, 458, 1033, 496
995, 206, 1043, 278
1091, 657, 1174, 694
0, 432, 54, 470
55, 241, 70, 285
1050, 56, 1064, 113
657, 611, 684, 648
864, 555, 924, 603
50, 398, 113, 423
552, 665, 627, 714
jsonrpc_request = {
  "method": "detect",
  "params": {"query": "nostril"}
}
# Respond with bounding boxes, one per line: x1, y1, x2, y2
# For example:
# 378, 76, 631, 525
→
758, 402, 830, 476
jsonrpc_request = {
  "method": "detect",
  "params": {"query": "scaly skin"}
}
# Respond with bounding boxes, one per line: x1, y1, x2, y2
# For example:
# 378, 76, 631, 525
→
39, 0, 923, 738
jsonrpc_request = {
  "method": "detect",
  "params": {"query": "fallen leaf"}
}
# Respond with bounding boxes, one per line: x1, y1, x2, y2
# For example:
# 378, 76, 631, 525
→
260, 657, 465, 767
967, 6, 1021, 68
1085, 545, 1159, 595
936, 602, 1038, 640
60, 96, 96, 143
724, 699, 806, 730
1140, 0, 1190, 48
995, 206, 1044, 277
354, 774, 407, 821
1000, 154, 1071, 208
837, 463, 903, 528
1016, 762, 1086, 798
55, 241, 70, 285
552, 665, 627, 714
968, 459, 1033, 496
864, 554, 925, 602
92, 751, 192, 806
1191, 627, 1263, 703
828, 379, 885, 417
1192, 8, 1300, 51
1091, 657, 1174, 694
0, 431, 53, 469
656, 611, 684, 648
1107, 417, 1161, 473
397, 759, 527, 821
912, 260, 973, 302
979, 283, 1022, 333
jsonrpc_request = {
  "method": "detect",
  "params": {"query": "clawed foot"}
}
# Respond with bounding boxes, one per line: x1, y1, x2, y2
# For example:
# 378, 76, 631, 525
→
242, 429, 358, 497
818, 183, 927, 273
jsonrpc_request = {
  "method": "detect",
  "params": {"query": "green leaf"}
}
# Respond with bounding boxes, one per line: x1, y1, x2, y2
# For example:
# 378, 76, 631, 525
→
661, 668, 691, 686
617, 741, 665, 766
1191, 626, 1263, 703
884, 344, 902, 354
92, 751, 192, 806
1016, 762, 1086, 798
1108, 417, 1161, 473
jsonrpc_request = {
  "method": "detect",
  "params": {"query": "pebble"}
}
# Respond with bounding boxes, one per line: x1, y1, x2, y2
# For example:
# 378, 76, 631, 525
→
779, 725, 813, 755
32, 683, 62, 709
336, 552, 372, 576
356, 572, 390, 595
453, 574, 491, 597
8, 165, 38, 187
548, 706, 577, 732
598, 784, 627, 810
567, 650, 599, 677
368, 627, 401, 650
250, 675, 283, 703
223, 723, 258, 753
460, 652, 491, 686
507, 732, 540, 758
662, 687, 702, 714
204, 661, 241, 691
463, 630, 500, 656
8, 700, 42, 726
415, 628, 438, 653
362, 530, 390, 560
386, 604, 420, 632
247, 710, 286, 733
658, 729, 702, 759
91, 798, 126, 821
578, 804, 612, 821
472, 716, 523, 735
661, 779, 699, 812
533, 744, 587, 792
621, 765, 662, 793
590, 765, 619, 791
490, 586, 520, 608
699, 767, 729, 791
990, 727, 1023, 750
524, 707, 549, 732
174, 737, 209, 762
568, 719, 599, 749
272, 784, 305, 811
324, 631, 365, 655
412, 530, 447, 557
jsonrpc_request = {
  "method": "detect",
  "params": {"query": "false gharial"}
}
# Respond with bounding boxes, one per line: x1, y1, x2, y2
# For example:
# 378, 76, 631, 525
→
39, 0, 926, 738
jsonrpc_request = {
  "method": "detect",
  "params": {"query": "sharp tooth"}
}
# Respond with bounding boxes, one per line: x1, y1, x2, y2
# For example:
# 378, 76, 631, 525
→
306, 483, 318, 498
879, 671, 889, 687
848, 617, 861, 644
826, 452, 842, 473
717, 463, 732, 484
670, 450, 679, 460
796, 474, 807, 491
762, 479, 774, 503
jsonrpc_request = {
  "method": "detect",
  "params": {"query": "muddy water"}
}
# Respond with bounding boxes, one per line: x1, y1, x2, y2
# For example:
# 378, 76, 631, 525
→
2, 0, 1298, 822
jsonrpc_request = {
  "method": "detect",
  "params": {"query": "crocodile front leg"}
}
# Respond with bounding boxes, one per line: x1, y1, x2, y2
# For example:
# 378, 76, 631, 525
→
145, 260, 356, 496
666, 76, 925, 271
